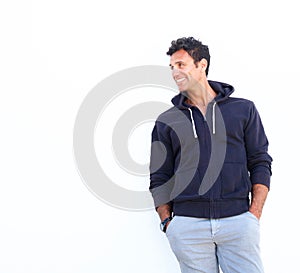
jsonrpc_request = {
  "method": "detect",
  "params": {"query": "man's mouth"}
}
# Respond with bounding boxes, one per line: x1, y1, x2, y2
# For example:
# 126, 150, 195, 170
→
176, 78, 185, 83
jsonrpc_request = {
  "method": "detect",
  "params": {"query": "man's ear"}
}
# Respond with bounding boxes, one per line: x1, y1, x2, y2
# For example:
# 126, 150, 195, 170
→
199, 58, 208, 73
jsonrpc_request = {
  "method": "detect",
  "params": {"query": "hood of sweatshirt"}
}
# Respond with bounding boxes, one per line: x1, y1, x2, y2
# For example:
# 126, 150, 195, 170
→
171, 80, 234, 108
170, 80, 235, 137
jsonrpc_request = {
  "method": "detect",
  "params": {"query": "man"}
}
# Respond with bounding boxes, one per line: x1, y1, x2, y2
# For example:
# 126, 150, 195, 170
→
149, 37, 272, 273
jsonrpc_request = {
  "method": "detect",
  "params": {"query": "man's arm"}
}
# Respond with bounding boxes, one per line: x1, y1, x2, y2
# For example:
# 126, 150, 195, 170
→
149, 121, 175, 211
157, 204, 173, 231
244, 102, 272, 220
249, 184, 269, 220
157, 204, 172, 222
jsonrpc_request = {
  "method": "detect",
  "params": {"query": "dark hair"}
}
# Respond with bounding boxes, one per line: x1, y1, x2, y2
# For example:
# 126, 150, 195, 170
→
166, 37, 210, 75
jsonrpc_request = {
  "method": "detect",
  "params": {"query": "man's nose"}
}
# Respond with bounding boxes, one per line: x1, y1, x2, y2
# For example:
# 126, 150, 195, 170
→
172, 68, 180, 78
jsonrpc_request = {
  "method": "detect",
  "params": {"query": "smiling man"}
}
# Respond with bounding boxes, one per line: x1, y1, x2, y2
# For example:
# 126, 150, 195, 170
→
149, 37, 272, 273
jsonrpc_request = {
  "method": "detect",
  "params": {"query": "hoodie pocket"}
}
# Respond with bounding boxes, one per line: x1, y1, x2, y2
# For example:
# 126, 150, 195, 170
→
221, 163, 251, 199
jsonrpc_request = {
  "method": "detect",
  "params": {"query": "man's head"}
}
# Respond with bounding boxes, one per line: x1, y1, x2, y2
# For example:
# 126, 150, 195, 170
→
167, 37, 210, 76
167, 37, 210, 92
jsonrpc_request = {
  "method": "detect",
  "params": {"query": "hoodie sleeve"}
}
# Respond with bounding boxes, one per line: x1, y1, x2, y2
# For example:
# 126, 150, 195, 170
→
244, 102, 273, 189
149, 121, 175, 208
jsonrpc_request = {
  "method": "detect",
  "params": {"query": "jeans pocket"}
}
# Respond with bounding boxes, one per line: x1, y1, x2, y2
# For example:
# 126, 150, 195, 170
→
166, 216, 176, 236
247, 211, 260, 224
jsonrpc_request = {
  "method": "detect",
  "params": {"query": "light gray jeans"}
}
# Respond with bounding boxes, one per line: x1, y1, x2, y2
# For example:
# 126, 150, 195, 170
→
166, 212, 264, 273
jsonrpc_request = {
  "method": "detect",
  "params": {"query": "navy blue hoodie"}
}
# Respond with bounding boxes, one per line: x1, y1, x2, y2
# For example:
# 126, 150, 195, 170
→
149, 80, 272, 218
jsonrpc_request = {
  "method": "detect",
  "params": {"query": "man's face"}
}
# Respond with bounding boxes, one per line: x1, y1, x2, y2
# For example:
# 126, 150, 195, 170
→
169, 49, 203, 92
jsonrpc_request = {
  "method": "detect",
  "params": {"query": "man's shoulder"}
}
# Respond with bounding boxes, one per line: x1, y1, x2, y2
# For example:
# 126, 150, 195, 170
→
155, 106, 181, 121
226, 96, 254, 104
221, 97, 258, 120
224, 97, 255, 110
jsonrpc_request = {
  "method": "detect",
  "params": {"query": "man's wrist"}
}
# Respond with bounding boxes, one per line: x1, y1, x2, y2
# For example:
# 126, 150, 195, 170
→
249, 206, 262, 220
160, 216, 173, 233
157, 204, 172, 221
250, 184, 269, 220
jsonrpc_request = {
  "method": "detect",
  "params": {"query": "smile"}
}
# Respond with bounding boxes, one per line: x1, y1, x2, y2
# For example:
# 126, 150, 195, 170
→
176, 78, 185, 83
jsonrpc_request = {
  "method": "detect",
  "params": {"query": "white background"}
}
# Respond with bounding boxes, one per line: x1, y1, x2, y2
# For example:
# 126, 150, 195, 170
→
1, 0, 299, 272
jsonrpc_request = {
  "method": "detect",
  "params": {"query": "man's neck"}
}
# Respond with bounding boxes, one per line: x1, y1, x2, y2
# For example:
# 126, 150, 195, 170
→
185, 80, 217, 108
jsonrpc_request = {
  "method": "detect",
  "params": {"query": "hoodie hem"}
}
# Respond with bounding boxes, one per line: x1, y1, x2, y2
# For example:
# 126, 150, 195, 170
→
173, 198, 249, 219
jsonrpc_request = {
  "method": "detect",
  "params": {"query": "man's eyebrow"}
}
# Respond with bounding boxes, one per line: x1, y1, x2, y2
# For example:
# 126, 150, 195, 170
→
169, 61, 184, 66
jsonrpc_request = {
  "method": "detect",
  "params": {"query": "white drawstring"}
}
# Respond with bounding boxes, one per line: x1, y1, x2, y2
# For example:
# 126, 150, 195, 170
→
188, 102, 217, 137
212, 102, 217, 135
188, 108, 198, 138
